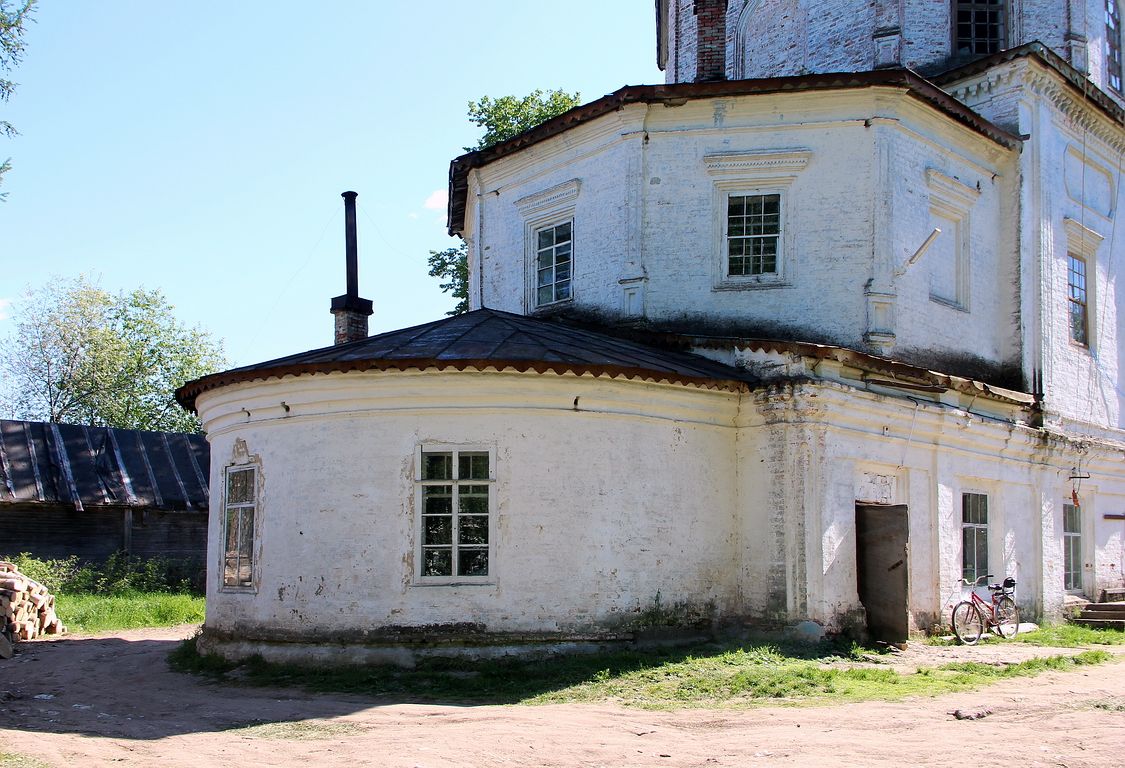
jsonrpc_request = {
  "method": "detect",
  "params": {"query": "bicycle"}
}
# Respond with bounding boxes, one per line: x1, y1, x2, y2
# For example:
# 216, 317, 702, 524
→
950, 575, 1019, 645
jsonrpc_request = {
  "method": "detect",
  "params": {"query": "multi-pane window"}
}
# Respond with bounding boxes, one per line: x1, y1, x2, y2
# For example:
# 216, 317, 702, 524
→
1068, 254, 1089, 345
726, 193, 780, 276
954, 1, 1007, 57
419, 449, 491, 579
1063, 503, 1083, 592
1108, 1, 1123, 93
962, 492, 989, 582
223, 466, 257, 588
535, 221, 573, 306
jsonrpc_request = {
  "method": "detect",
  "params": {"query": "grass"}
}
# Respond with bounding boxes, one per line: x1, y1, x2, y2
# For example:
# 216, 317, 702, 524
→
168, 636, 1115, 710
0, 753, 51, 768
926, 624, 1125, 648
54, 592, 205, 633
222, 721, 365, 740
1015, 624, 1125, 647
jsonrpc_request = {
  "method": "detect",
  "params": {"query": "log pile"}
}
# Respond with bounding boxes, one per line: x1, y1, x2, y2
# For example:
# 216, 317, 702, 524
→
0, 561, 66, 647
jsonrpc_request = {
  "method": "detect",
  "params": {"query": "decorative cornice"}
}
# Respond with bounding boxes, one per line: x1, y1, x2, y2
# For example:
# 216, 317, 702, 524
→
1063, 217, 1105, 258
1024, 68, 1125, 154
926, 168, 980, 212
514, 178, 581, 216
704, 148, 812, 176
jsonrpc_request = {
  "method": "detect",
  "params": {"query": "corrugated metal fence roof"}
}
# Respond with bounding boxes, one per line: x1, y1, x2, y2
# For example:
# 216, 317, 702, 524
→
0, 420, 209, 512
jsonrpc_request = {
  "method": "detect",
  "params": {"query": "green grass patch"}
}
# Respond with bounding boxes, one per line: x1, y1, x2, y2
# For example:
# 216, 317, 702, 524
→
1016, 624, 1125, 647
222, 720, 364, 740
0, 752, 51, 768
55, 592, 205, 633
169, 637, 1116, 710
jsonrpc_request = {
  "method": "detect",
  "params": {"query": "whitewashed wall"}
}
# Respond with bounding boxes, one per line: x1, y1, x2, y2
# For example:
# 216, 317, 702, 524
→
198, 370, 743, 642
946, 57, 1125, 431
664, 0, 1117, 100
469, 88, 1018, 379
195, 364, 1124, 661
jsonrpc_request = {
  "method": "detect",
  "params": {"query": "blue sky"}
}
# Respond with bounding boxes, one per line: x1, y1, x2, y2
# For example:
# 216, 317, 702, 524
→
0, 2, 661, 367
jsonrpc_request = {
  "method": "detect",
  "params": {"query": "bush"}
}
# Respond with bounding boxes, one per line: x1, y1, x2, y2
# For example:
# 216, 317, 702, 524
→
0, 552, 203, 596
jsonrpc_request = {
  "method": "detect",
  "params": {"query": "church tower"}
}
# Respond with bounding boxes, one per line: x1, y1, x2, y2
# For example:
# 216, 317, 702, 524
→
658, 1, 1122, 102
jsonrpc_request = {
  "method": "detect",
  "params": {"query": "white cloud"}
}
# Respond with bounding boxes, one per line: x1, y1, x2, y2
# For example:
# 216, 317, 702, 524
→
408, 212, 419, 220
423, 189, 449, 210
0, 298, 11, 322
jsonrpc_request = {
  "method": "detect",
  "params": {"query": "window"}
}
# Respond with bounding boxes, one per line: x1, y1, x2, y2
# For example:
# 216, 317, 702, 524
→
726, 193, 780, 276
534, 221, 573, 307
417, 447, 493, 580
222, 465, 257, 588
1068, 254, 1089, 345
961, 492, 989, 582
1109, 1, 1123, 93
954, 1, 1007, 57
1063, 503, 1083, 592
705, 148, 809, 290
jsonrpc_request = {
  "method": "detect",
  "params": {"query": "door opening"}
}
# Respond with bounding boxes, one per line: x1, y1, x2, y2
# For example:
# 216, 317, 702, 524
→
855, 503, 910, 644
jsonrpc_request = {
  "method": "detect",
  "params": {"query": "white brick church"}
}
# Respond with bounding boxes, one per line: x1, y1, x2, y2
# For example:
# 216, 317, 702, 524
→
180, 1, 1125, 662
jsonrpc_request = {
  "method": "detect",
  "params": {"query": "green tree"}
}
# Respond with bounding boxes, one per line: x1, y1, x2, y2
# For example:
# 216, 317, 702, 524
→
427, 241, 469, 316
1, 0, 35, 199
465, 88, 581, 152
430, 89, 581, 314
0, 276, 227, 433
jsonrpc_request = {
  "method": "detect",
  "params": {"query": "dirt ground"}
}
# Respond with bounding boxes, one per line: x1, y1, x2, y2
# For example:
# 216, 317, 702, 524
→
1, 626, 1123, 768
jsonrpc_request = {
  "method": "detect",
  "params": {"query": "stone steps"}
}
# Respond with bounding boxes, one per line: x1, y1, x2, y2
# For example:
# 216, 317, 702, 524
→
1072, 600, 1125, 630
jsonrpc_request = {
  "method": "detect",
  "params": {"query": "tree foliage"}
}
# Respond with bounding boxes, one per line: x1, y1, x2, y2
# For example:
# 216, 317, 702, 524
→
429, 89, 581, 314
0, 0, 35, 198
0, 277, 226, 433
465, 88, 581, 152
427, 241, 469, 316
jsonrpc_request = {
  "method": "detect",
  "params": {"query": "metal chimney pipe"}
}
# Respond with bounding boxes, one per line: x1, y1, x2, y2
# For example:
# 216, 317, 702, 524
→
342, 191, 359, 297
330, 190, 373, 345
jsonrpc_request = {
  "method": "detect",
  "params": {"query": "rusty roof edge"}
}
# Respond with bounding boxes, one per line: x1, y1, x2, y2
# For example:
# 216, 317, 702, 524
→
447, 70, 1018, 235
931, 42, 1125, 126
684, 335, 1034, 406
175, 358, 754, 413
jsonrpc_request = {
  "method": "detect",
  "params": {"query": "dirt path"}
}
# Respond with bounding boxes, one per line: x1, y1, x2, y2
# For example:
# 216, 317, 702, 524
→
2, 626, 1123, 767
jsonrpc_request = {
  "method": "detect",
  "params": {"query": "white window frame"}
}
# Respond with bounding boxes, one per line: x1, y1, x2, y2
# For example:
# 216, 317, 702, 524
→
705, 149, 810, 291
220, 461, 259, 592
1063, 218, 1102, 352
1063, 502, 1084, 593
961, 491, 989, 583
1108, 0, 1123, 94
413, 444, 497, 586
516, 179, 580, 313
531, 218, 575, 308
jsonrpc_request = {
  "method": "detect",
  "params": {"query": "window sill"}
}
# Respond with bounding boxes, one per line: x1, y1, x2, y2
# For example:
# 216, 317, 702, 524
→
713, 277, 790, 291
218, 585, 258, 595
929, 294, 968, 312
411, 578, 496, 588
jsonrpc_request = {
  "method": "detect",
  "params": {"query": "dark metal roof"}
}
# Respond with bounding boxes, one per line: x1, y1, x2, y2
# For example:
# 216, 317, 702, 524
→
176, 308, 756, 412
0, 420, 210, 512
932, 42, 1125, 126
447, 69, 1022, 235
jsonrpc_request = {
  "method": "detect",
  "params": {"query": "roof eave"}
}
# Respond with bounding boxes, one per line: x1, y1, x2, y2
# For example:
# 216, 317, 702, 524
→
446, 70, 1020, 235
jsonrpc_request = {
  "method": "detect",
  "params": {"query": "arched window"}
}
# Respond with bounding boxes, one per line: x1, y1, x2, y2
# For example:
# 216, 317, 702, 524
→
953, 0, 1007, 57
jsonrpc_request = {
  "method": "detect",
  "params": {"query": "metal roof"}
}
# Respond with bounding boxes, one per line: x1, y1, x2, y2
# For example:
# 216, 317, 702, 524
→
447, 69, 1022, 235
0, 420, 210, 512
176, 308, 757, 411
932, 42, 1125, 126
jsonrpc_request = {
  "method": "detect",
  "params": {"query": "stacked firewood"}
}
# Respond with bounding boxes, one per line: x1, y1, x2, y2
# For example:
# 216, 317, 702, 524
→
0, 562, 66, 644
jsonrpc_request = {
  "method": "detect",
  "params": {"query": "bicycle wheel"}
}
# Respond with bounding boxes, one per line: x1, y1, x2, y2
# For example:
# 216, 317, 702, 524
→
952, 601, 983, 645
994, 596, 1019, 638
